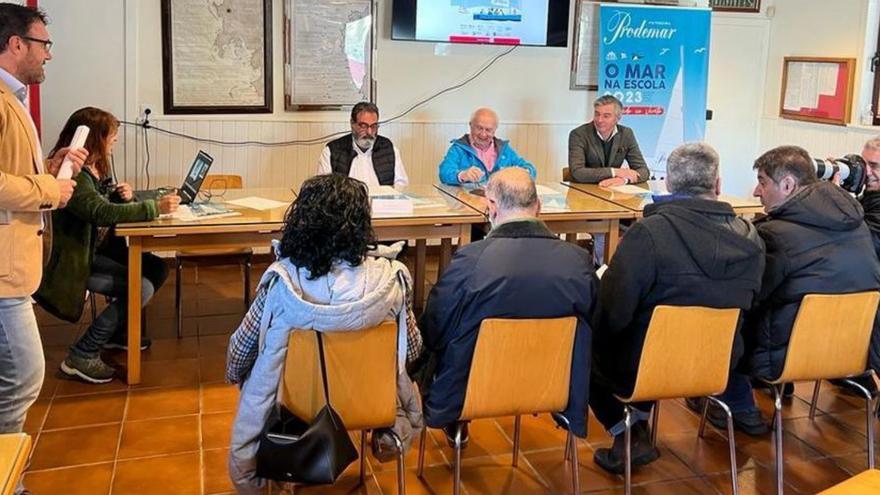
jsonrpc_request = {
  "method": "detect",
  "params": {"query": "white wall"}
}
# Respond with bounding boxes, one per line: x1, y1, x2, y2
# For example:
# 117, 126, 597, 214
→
37, 0, 880, 192
758, 0, 880, 162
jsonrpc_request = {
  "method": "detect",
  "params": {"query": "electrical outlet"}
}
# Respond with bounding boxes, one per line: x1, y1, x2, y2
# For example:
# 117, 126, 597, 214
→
138, 104, 154, 118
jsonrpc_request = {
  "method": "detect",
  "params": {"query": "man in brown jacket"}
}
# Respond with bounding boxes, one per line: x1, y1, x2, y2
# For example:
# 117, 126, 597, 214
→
0, 3, 86, 448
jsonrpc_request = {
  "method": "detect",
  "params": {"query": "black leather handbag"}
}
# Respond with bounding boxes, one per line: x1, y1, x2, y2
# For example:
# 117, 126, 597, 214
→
255, 333, 358, 484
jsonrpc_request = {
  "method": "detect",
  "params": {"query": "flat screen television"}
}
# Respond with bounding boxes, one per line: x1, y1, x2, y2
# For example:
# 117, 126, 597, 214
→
392, 0, 571, 47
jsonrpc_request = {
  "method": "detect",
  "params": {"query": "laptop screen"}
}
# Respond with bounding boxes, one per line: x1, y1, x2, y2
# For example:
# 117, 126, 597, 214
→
179, 150, 214, 203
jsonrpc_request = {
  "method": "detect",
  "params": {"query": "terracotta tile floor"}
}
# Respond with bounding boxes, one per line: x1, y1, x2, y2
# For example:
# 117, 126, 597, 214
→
18, 259, 880, 494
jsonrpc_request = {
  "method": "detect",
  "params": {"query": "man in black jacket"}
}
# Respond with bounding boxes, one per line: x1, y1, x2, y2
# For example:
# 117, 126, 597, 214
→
855, 137, 880, 258
418, 167, 597, 444
741, 146, 880, 392
590, 143, 765, 474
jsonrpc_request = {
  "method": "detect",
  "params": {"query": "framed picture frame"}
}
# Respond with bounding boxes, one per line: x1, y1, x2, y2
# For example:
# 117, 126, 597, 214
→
283, 0, 375, 110
570, 0, 614, 90
161, 0, 273, 114
710, 0, 760, 13
779, 57, 856, 126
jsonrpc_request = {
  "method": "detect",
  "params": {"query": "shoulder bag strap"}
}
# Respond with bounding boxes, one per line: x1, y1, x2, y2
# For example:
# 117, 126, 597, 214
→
316, 332, 332, 406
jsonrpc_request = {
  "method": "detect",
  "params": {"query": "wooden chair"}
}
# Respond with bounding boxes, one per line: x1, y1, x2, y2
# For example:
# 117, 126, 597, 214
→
280, 321, 405, 494
756, 291, 880, 495
562, 166, 572, 182
615, 306, 742, 495
0, 433, 31, 495
817, 469, 880, 494
416, 317, 580, 495
175, 174, 253, 337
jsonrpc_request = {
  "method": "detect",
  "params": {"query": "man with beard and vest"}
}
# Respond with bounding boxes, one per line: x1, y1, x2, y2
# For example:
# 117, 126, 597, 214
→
317, 101, 409, 187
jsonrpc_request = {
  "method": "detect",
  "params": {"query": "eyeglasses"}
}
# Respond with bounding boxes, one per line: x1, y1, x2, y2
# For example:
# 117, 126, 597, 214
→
20, 35, 52, 52
354, 122, 379, 132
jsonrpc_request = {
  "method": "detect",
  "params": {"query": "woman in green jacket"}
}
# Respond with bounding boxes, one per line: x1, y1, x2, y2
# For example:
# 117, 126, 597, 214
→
35, 107, 180, 384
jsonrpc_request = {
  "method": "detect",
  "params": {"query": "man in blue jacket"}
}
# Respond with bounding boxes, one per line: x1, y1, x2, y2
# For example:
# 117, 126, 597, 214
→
438, 108, 536, 185
417, 167, 596, 445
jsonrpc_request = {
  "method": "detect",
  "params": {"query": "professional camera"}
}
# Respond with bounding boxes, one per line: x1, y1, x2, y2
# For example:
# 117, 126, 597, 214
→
813, 154, 867, 194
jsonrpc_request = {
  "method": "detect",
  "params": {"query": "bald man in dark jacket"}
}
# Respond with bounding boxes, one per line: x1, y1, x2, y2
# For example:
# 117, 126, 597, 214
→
418, 168, 597, 442
590, 143, 765, 474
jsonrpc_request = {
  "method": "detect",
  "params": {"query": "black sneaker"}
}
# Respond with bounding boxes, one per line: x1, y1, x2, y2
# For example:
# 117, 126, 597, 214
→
443, 422, 469, 449
60, 354, 116, 384
103, 335, 152, 351
830, 377, 877, 398
593, 421, 660, 475
685, 397, 770, 436
752, 380, 795, 399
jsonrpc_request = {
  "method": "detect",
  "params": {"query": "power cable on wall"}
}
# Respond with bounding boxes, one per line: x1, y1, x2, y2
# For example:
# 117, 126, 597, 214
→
121, 44, 518, 148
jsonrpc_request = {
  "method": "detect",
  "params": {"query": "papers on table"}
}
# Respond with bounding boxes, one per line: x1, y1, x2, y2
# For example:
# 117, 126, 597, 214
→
535, 184, 561, 196
608, 184, 652, 195
166, 204, 241, 222
367, 186, 414, 214
225, 196, 289, 211
368, 185, 399, 197
373, 198, 414, 215
647, 179, 669, 196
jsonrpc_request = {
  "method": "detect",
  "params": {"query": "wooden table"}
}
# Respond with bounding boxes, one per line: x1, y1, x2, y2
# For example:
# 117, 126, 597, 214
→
116, 186, 483, 384
435, 182, 636, 261
563, 182, 765, 216
0, 433, 30, 495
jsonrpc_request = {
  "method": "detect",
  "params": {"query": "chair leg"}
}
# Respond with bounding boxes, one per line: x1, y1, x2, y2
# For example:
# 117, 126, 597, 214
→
512, 415, 521, 468
416, 427, 427, 478
388, 430, 406, 495
868, 395, 876, 470
453, 423, 463, 495
698, 397, 711, 438
359, 430, 367, 485
564, 433, 571, 461
771, 384, 784, 495
842, 377, 876, 469
569, 431, 580, 495
624, 406, 633, 495
708, 397, 739, 495
650, 401, 660, 447
175, 257, 183, 339
89, 292, 97, 321
243, 254, 252, 310
809, 380, 821, 420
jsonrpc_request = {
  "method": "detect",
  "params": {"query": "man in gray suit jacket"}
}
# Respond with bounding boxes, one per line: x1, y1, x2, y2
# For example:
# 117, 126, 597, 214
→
568, 95, 649, 186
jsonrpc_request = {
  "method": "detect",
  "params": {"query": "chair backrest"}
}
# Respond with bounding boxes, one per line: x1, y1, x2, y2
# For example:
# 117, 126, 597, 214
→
203, 174, 243, 190
623, 306, 741, 403
0, 433, 31, 495
775, 291, 880, 383
280, 321, 398, 431
460, 317, 577, 421
562, 167, 572, 182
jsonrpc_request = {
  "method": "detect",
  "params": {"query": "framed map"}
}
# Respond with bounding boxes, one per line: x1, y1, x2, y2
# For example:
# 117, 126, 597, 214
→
161, 0, 273, 114
284, 0, 374, 110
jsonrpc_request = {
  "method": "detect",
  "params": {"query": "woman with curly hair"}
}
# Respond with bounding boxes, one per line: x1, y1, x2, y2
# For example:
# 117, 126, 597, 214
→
226, 174, 423, 494
35, 107, 180, 384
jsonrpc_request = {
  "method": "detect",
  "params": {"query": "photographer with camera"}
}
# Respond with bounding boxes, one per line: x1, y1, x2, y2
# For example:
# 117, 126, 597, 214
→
826, 137, 880, 257
705, 145, 880, 434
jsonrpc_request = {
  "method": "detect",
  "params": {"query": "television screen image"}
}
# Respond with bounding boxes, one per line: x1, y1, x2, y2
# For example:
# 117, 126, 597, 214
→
392, 0, 570, 47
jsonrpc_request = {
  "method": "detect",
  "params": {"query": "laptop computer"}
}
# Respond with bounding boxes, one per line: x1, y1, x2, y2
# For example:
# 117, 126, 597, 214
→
134, 150, 214, 205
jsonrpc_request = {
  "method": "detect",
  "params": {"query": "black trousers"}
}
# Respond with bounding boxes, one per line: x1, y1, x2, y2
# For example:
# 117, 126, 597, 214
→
589, 367, 654, 432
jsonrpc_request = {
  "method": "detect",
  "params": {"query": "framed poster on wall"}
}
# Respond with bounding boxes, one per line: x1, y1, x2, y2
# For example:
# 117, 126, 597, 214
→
710, 0, 760, 13
284, 0, 375, 110
570, 0, 609, 90
160, 0, 273, 114
780, 57, 855, 126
